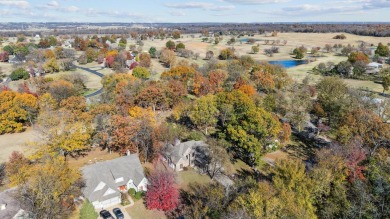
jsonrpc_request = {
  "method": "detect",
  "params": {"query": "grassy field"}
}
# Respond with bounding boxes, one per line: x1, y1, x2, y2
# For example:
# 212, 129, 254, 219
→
126, 199, 166, 219
0, 128, 39, 163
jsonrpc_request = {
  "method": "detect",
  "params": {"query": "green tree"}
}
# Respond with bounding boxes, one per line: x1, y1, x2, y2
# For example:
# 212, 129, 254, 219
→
132, 66, 150, 79
217, 90, 281, 166
166, 40, 176, 50
188, 95, 219, 135
316, 77, 348, 126
251, 45, 260, 54
382, 74, 390, 93
149, 47, 157, 58
10, 68, 29, 81
375, 42, 390, 57
293, 48, 304, 59
176, 42, 185, 50
272, 159, 317, 219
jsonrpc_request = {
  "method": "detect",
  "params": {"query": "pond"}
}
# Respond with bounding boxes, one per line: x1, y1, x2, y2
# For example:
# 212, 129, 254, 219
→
238, 38, 260, 43
268, 60, 308, 68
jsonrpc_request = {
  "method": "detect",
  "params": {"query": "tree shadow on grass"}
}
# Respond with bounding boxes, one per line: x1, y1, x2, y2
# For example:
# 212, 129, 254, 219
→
284, 133, 319, 162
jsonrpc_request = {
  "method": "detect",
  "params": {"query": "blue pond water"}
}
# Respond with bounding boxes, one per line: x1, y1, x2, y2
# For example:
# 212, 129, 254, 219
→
268, 60, 308, 68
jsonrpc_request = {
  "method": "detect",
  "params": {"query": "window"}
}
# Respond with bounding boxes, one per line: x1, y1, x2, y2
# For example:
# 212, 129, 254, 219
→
192, 153, 195, 157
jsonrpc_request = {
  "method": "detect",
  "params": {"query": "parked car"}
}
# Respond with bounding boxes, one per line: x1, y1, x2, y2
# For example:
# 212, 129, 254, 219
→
113, 208, 124, 219
100, 210, 114, 219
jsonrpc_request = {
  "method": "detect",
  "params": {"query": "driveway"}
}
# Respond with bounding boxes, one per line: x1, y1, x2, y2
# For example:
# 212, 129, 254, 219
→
102, 200, 134, 219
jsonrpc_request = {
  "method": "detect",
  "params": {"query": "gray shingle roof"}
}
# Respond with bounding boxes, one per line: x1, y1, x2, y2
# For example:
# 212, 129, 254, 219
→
165, 140, 207, 164
0, 188, 22, 219
81, 154, 145, 203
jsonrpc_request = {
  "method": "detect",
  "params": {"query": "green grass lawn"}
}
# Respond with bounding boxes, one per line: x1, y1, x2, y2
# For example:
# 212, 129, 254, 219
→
125, 199, 166, 219
176, 168, 212, 190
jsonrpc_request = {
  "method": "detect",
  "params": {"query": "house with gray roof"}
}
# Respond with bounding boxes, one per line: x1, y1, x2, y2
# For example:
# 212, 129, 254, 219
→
162, 140, 207, 171
81, 154, 148, 209
0, 189, 29, 219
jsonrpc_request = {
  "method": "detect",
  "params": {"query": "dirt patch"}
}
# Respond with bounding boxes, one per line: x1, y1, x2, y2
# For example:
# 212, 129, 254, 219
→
67, 147, 120, 169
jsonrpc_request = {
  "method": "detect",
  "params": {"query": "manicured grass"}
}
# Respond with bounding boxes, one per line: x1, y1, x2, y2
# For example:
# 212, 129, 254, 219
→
125, 199, 166, 219
177, 168, 212, 190
78, 200, 98, 219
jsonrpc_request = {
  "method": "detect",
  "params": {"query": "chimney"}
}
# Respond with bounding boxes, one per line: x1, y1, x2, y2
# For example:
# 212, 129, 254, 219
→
174, 139, 181, 146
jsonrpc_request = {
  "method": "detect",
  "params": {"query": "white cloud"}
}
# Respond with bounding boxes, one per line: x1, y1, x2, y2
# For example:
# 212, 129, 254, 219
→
65, 5, 79, 12
164, 2, 235, 11
0, 0, 29, 9
46, 0, 59, 8
221, 0, 289, 4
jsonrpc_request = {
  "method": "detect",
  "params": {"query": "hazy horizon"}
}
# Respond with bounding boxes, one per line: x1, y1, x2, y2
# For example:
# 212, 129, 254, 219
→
1, 0, 390, 23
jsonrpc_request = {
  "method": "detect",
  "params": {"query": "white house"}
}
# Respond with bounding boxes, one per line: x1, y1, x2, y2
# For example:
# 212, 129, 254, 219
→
366, 62, 383, 74
81, 154, 148, 209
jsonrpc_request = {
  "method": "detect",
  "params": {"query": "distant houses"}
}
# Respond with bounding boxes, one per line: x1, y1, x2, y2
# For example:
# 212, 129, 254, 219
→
366, 62, 383, 74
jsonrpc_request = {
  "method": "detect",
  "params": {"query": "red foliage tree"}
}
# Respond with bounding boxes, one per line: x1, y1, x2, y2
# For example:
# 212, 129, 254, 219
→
0, 51, 9, 62
346, 137, 367, 182
105, 56, 115, 68
145, 168, 179, 212
129, 62, 139, 70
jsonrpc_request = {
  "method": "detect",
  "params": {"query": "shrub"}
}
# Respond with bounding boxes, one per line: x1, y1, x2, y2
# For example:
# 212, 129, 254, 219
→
134, 191, 143, 200
128, 188, 136, 196
176, 43, 185, 50
79, 200, 98, 219
10, 68, 29, 81
333, 34, 346, 39
121, 193, 130, 206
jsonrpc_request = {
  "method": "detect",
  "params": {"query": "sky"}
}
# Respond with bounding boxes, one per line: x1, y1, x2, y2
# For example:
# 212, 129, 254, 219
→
0, 0, 390, 23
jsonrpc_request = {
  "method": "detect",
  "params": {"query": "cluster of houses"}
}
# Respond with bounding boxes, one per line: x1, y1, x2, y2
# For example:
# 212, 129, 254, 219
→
0, 140, 207, 217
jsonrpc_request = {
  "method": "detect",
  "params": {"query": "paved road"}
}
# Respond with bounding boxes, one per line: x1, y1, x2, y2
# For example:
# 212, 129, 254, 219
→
76, 65, 105, 98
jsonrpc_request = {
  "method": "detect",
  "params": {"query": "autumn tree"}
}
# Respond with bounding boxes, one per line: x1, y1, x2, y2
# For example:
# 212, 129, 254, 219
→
132, 66, 150, 79
48, 79, 77, 102
5, 151, 30, 186
145, 167, 179, 211
139, 52, 151, 68
14, 157, 83, 219
160, 49, 176, 67
188, 95, 219, 135
348, 51, 369, 64
219, 48, 235, 60
272, 159, 317, 218
208, 69, 228, 93
251, 71, 275, 92
135, 83, 167, 113
172, 30, 181, 39
161, 65, 196, 83
0, 90, 38, 134
232, 181, 281, 219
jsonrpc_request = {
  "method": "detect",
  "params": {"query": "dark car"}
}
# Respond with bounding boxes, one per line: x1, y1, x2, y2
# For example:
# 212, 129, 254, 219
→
100, 210, 114, 219
113, 208, 124, 219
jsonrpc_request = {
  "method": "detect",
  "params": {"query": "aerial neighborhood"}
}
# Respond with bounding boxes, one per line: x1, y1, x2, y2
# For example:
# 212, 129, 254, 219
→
0, 1, 390, 219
